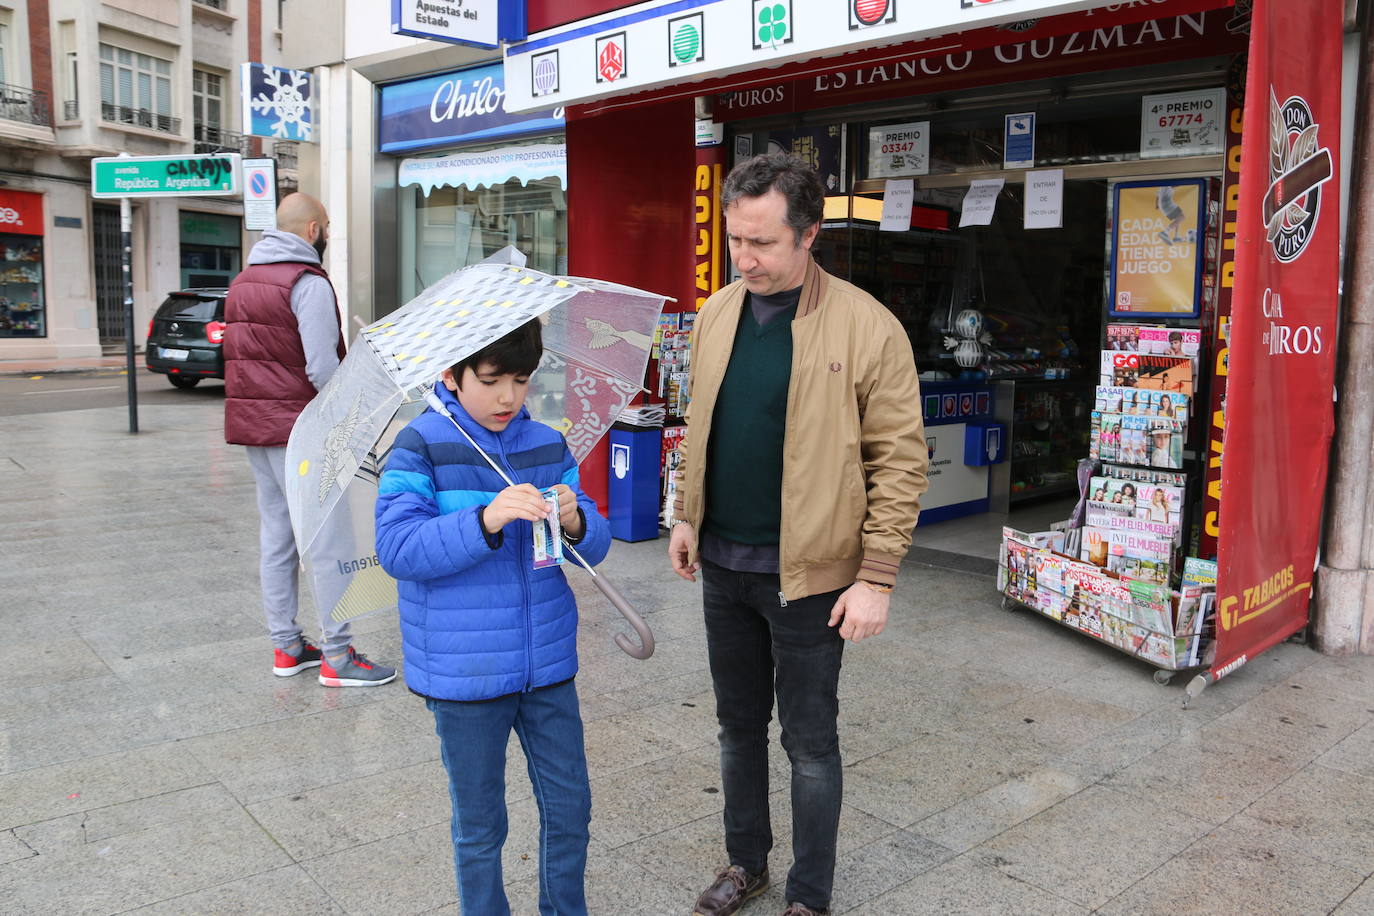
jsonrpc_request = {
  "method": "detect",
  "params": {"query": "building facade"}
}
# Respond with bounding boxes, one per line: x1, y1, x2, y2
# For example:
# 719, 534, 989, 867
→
0, 0, 297, 360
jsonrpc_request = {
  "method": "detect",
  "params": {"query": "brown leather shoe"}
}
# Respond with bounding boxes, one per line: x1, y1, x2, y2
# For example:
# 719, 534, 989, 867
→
692, 864, 769, 916
781, 904, 828, 916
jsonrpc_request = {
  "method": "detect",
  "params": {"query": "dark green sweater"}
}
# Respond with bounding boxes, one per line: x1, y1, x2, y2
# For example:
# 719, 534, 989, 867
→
703, 298, 796, 545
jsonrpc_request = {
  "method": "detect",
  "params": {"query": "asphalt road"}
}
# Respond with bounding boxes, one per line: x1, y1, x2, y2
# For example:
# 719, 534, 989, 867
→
0, 367, 225, 417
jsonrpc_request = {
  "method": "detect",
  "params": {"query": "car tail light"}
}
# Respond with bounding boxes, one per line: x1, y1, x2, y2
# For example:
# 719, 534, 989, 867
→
206, 320, 227, 344
147, 319, 154, 340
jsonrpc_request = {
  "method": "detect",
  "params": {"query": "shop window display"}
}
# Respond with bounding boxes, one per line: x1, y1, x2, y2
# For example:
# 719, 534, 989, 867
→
398, 176, 567, 305
0, 236, 44, 337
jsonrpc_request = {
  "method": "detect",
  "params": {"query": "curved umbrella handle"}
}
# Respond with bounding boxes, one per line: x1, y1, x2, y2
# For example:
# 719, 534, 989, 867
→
589, 569, 656, 660
563, 543, 655, 660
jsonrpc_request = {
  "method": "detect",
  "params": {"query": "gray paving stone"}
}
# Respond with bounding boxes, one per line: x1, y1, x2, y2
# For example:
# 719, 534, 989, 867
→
297, 824, 457, 916
245, 758, 453, 861
845, 853, 1090, 915
1232, 761, 1374, 874
976, 785, 1214, 910
122, 864, 346, 915
1096, 821, 1365, 916
178, 700, 438, 804
2, 801, 291, 915
1317, 720, 1374, 779
843, 730, 1049, 828
1103, 727, 1309, 823
1333, 876, 1374, 915
0, 742, 206, 830
911, 766, 1085, 853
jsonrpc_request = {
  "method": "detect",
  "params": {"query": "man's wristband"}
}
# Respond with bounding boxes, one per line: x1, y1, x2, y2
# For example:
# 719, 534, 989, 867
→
858, 579, 894, 594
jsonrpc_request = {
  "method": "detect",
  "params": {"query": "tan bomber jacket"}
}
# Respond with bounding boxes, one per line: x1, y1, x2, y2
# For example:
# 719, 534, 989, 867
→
673, 258, 930, 600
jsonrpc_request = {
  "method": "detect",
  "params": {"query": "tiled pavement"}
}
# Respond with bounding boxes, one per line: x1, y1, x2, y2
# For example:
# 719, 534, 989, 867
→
2, 393, 1373, 915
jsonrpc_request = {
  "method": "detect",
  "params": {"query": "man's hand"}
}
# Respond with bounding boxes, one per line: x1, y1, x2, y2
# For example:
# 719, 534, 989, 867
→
668, 522, 700, 582
828, 583, 890, 642
484, 483, 552, 534
548, 484, 583, 539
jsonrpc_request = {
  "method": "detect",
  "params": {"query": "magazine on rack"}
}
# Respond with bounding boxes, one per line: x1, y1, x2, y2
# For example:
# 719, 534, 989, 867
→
1182, 556, 1218, 588
1102, 464, 1189, 487
1138, 326, 1201, 359
1095, 386, 1189, 421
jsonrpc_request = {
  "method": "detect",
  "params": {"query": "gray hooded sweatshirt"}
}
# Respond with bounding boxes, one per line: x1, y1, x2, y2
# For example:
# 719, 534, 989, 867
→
245, 228, 342, 391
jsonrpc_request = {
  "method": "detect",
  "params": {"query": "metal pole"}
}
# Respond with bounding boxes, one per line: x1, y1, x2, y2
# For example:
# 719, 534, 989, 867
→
121, 196, 138, 434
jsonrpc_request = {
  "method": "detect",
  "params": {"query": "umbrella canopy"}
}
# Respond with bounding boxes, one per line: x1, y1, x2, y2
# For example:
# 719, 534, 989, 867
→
285, 251, 667, 650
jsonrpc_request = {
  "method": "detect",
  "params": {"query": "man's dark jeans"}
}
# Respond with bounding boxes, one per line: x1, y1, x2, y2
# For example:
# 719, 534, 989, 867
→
701, 559, 846, 910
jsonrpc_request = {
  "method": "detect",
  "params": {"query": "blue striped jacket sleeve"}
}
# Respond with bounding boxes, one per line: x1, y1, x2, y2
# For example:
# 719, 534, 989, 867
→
375, 430, 497, 582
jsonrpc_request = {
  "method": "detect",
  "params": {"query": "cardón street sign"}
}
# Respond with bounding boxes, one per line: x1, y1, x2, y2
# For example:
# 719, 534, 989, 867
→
91, 154, 241, 198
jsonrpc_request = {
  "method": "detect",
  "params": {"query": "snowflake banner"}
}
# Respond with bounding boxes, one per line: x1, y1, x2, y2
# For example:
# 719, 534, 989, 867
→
241, 63, 314, 142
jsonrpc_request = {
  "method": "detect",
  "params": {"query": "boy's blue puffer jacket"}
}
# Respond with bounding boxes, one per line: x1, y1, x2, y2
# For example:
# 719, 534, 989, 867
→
375, 383, 611, 702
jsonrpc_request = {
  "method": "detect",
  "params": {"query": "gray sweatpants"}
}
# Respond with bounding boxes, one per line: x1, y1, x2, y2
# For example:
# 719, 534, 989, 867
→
246, 445, 352, 653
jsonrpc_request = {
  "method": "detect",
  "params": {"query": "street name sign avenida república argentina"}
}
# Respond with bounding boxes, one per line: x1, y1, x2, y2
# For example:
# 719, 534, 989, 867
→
91, 154, 242, 198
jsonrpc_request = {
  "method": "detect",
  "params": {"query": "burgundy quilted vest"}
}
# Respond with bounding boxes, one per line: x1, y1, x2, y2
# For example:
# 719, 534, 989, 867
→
223, 261, 344, 447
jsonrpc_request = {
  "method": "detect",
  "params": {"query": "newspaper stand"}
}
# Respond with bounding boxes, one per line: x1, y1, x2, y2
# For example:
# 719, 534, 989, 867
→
998, 527, 1215, 701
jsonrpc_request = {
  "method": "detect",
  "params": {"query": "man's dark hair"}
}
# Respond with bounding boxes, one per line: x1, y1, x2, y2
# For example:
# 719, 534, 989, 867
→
720, 152, 825, 246
449, 319, 543, 388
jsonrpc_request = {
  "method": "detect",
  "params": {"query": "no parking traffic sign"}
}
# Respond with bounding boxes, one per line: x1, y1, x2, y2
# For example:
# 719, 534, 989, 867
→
243, 158, 278, 230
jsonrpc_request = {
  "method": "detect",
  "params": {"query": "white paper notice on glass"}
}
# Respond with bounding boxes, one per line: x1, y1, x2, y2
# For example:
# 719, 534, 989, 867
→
959, 179, 1004, 227
879, 179, 914, 232
1024, 169, 1064, 229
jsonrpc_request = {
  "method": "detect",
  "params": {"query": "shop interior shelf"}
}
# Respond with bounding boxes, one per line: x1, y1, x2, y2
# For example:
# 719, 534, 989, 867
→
1009, 481, 1079, 502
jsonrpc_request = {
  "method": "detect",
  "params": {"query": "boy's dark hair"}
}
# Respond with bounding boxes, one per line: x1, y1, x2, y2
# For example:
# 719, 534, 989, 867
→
449, 319, 543, 388
720, 152, 825, 246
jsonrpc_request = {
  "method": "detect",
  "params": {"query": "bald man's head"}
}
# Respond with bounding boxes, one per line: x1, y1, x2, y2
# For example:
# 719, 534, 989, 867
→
276, 193, 329, 258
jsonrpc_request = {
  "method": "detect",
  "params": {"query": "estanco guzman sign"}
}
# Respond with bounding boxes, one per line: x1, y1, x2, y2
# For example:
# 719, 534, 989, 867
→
502, 0, 1151, 113
91, 154, 242, 198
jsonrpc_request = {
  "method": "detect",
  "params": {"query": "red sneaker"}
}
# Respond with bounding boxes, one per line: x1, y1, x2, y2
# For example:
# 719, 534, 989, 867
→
318, 647, 397, 688
272, 641, 324, 677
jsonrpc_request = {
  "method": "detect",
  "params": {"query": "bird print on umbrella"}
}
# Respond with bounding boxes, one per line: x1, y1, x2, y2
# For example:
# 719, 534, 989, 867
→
585, 318, 652, 351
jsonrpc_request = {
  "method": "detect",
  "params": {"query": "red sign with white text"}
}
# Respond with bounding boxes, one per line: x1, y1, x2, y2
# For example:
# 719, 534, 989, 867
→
0, 189, 45, 236
1213, 0, 1342, 679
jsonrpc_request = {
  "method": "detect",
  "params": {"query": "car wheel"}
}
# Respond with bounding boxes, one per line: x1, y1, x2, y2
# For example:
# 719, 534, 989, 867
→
168, 375, 201, 389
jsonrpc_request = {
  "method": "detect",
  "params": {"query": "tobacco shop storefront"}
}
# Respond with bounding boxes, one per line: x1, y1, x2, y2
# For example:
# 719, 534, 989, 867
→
501, 0, 1346, 685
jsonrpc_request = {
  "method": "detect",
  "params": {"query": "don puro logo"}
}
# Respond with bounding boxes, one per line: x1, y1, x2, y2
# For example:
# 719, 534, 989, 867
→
0, 206, 22, 227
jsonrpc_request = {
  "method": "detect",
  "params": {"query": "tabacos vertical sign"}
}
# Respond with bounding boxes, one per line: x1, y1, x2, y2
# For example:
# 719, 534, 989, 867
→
1213, 0, 1341, 679
693, 152, 725, 310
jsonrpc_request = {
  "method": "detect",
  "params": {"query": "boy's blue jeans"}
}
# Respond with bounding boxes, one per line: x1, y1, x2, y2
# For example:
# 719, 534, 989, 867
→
428, 680, 591, 916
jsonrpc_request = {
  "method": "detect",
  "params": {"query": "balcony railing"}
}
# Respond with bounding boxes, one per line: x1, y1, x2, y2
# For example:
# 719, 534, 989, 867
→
194, 123, 252, 155
0, 83, 52, 127
273, 141, 299, 171
102, 102, 180, 134
63, 100, 79, 120
193, 0, 227, 9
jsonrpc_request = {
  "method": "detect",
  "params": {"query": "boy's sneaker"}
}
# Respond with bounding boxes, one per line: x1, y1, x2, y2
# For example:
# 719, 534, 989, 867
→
273, 641, 323, 677
318, 648, 397, 688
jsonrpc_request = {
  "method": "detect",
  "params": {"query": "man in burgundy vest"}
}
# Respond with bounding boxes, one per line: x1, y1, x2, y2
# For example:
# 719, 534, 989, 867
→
225, 192, 395, 688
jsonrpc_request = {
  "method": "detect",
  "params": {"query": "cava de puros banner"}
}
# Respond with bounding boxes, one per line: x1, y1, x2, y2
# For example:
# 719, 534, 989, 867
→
1213, 0, 1341, 682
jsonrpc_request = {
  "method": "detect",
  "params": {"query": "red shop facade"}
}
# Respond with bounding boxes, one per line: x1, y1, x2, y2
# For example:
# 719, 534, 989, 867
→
528, 0, 1345, 685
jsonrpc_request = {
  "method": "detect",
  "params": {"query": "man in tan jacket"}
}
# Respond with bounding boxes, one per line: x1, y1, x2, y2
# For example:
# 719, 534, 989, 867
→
669, 153, 928, 916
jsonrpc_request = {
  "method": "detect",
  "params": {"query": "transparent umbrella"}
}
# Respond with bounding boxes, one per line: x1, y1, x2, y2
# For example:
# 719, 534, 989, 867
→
285, 248, 666, 658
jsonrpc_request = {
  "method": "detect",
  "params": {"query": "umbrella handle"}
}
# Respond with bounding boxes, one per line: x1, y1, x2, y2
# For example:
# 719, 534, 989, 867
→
564, 543, 655, 660
590, 569, 656, 660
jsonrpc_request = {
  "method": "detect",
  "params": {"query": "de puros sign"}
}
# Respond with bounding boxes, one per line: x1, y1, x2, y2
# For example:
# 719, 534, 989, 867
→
91, 154, 242, 199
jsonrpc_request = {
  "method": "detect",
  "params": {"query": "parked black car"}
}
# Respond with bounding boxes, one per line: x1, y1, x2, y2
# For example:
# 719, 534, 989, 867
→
145, 288, 228, 388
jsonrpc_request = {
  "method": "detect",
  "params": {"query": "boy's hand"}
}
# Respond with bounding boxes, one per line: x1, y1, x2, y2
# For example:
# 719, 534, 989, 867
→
549, 484, 584, 539
484, 484, 551, 533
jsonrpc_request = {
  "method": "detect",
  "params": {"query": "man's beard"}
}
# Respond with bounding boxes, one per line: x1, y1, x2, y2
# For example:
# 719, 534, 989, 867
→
313, 235, 327, 259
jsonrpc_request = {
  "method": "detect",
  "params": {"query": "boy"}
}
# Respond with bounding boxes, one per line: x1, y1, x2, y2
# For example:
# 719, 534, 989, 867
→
375, 319, 610, 916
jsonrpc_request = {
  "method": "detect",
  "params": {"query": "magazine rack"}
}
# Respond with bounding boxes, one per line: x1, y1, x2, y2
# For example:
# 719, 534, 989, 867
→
998, 528, 1213, 696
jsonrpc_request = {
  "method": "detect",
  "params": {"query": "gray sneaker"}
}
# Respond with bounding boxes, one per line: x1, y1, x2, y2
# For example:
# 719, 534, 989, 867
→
318, 648, 397, 687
